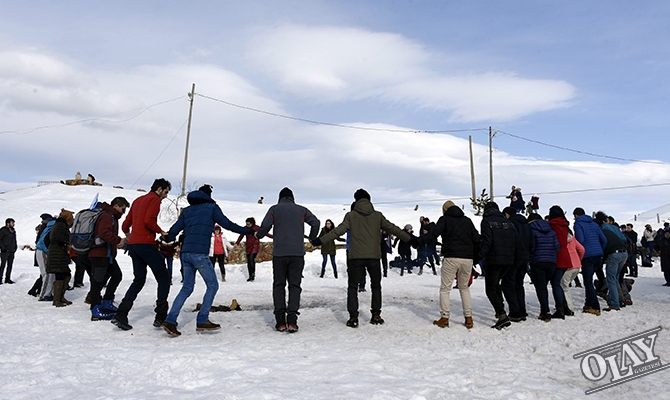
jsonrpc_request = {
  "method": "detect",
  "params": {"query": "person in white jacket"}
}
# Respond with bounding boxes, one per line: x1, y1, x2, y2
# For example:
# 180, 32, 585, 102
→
210, 225, 233, 282
561, 230, 585, 316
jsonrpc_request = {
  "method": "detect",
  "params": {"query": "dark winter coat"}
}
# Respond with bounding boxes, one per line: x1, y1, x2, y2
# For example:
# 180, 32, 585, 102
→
257, 196, 320, 257
166, 190, 251, 255
655, 234, 670, 272
236, 225, 267, 255
574, 215, 607, 258
88, 202, 123, 259
549, 217, 571, 269
320, 198, 409, 260
601, 226, 626, 257
46, 218, 71, 274
318, 226, 343, 256
0, 226, 17, 253
529, 219, 560, 264
394, 231, 415, 258
509, 214, 532, 263
479, 206, 517, 266
419, 205, 480, 262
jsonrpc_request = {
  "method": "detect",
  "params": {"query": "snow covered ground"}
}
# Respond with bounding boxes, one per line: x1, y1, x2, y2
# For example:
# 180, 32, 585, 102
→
1, 185, 669, 399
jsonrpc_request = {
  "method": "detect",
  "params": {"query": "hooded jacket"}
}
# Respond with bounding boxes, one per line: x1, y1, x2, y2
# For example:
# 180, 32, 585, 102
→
509, 213, 532, 263
529, 219, 560, 264
574, 215, 607, 258
46, 217, 71, 274
549, 217, 571, 269
419, 205, 480, 261
319, 198, 409, 260
166, 190, 251, 255
566, 234, 585, 269
479, 204, 517, 265
257, 195, 320, 257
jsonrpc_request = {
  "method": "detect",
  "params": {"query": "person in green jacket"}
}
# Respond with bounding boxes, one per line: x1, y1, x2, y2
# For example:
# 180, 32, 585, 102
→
313, 189, 414, 328
318, 219, 344, 278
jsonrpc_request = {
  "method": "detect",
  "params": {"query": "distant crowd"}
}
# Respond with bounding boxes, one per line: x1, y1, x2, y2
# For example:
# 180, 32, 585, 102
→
2, 178, 670, 336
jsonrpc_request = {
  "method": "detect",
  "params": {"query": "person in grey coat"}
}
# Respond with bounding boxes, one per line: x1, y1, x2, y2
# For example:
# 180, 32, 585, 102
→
256, 187, 320, 333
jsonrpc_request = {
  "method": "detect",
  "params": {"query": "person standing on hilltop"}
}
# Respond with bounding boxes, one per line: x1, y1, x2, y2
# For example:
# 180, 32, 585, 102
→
0, 218, 18, 284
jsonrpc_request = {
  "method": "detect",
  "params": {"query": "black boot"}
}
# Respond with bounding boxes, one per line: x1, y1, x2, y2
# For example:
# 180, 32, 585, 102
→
154, 300, 169, 327
112, 299, 134, 330
563, 301, 574, 316
28, 276, 42, 297
551, 305, 565, 320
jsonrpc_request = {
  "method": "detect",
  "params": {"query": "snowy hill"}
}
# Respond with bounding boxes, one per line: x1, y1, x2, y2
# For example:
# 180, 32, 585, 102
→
0, 184, 669, 399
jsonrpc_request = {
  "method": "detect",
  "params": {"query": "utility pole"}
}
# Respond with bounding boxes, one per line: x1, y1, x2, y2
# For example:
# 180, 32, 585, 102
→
489, 126, 494, 200
469, 135, 476, 203
181, 83, 196, 197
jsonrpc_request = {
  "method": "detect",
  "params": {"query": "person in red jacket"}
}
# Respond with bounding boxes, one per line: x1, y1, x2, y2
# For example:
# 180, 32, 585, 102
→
112, 178, 172, 331
547, 205, 570, 319
88, 197, 130, 321
236, 217, 272, 282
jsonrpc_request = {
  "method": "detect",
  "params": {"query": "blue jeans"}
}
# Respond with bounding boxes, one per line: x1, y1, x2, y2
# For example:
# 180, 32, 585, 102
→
605, 252, 627, 308
166, 253, 219, 325
321, 254, 337, 276
581, 256, 602, 310
550, 268, 566, 309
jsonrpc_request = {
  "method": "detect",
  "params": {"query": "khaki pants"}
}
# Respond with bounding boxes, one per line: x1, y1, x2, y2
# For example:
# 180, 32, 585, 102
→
440, 257, 473, 318
560, 267, 581, 312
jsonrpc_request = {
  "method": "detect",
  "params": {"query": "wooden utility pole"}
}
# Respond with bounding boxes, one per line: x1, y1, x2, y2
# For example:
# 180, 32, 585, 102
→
489, 126, 494, 200
181, 83, 196, 197
469, 135, 476, 202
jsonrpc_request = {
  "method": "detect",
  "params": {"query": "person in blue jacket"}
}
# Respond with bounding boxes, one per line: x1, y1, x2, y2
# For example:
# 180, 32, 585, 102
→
160, 185, 252, 337
572, 207, 607, 316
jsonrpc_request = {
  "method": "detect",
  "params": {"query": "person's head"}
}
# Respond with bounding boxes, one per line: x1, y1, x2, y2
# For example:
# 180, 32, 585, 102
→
665, 228, 670, 238
502, 206, 516, 218
278, 187, 294, 201
5, 218, 15, 227
665, 222, 670, 229
645, 224, 652, 231
423, 217, 430, 224
151, 178, 171, 199
199, 184, 213, 197
626, 223, 634, 231
325, 219, 334, 229
39, 213, 53, 222
484, 201, 499, 213
58, 209, 74, 226
442, 200, 456, 214
213, 225, 221, 234
528, 213, 542, 222
245, 217, 255, 228
511, 185, 516, 190
404, 224, 413, 233
594, 211, 609, 224
548, 205, 566, 220
354, 188, 371, 202
111, 197, 130, 215
573, 207, 586, 219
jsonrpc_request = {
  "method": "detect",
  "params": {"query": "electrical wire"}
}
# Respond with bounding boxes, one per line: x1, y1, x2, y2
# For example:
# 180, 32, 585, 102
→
0, 96, 186, 135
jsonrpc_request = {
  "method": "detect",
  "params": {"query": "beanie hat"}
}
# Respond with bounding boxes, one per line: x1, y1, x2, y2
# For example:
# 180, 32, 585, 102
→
354, 188, 371, 202
279, 187, 294, 201
199, 184, 213, 197
59, 208, 75, 226
442, 200, 456, 214
40, 213, 53, 221
502, 206, 516, 216
404, 224, 413, 231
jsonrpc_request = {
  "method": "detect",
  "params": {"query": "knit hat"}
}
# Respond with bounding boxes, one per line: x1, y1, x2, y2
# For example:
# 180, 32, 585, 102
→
404, 224, 413, 231
442, 200, 456, 214
59, 208, 75, 226
278, 187, 294, 201
354, 188, 371, 202
199, 184, 213, 197
484, 202, 499, 212
40, 213, 53, 221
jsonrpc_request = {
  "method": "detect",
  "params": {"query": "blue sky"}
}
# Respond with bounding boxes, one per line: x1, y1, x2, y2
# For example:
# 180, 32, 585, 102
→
1, 1, 669, 218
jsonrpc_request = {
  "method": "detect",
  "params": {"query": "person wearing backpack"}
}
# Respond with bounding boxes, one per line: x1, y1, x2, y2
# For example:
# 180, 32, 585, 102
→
113, 178, 172, 331
88, 197, 130, 321
46, 209, 75, 307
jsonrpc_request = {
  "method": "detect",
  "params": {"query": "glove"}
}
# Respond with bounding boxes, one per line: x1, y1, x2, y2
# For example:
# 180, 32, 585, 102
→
311, 237, 323, 247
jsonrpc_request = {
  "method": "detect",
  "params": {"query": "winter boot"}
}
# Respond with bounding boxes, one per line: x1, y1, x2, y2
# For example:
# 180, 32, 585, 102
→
91, 304, 116, 321
196, 321, 221, 332
334, 271, 338, 279
154, 300, 169, 327
112, 300, 134, 330
551, 305, 565, 320
370, 313, 385, 325
432, 266, 437, 275
464, 316, 474, 329
433, 317, 449, 328
52, 280, 67, 307
346, 317, 359, 328
221, 274, 226, 282
418, 267, 423, 276
563, 301, 575, 316
102, 298, 118, 313
60, 276, 73, 305
162, 321, 181, 337
28, 277, 42, 297
492, 313, 511, 330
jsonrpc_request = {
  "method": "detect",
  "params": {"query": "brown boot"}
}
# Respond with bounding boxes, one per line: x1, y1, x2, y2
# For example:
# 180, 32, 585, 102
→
52, 280, 67, 307
465, 316, 474, 329
222, 274, 226, 282
60, 276, 73, 305
433, 317, 449, 328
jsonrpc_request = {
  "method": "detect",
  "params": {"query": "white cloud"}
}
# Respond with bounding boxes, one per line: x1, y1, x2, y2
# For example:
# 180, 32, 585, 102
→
247, 25, 576, 122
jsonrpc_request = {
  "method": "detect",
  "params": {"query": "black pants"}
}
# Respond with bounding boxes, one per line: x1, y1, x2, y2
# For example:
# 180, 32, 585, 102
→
513, 260, 529, 317
501, 261, 521, 318
0, 252, 15, 282
73, 253, 92, 286
484, 263, 511, 316
247, 253, 257, 278
89, 257, 123, 308
117, 244, 170, 321
210, 254, 226, 279
380, 249, 389, 277
272, 256, 304, 326
348, 258, 382, 318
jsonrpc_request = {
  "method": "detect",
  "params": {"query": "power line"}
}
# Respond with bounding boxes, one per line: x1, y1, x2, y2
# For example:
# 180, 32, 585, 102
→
0, 96, 186, 135
195, 93, 486, 134
497, 130, 669, 165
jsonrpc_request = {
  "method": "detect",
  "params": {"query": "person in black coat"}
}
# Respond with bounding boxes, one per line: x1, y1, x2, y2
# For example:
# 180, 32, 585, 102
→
479, 202, 517, 329
503, 207, 533, 322
46, 209, 75, 307
0, 218, 18, 284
